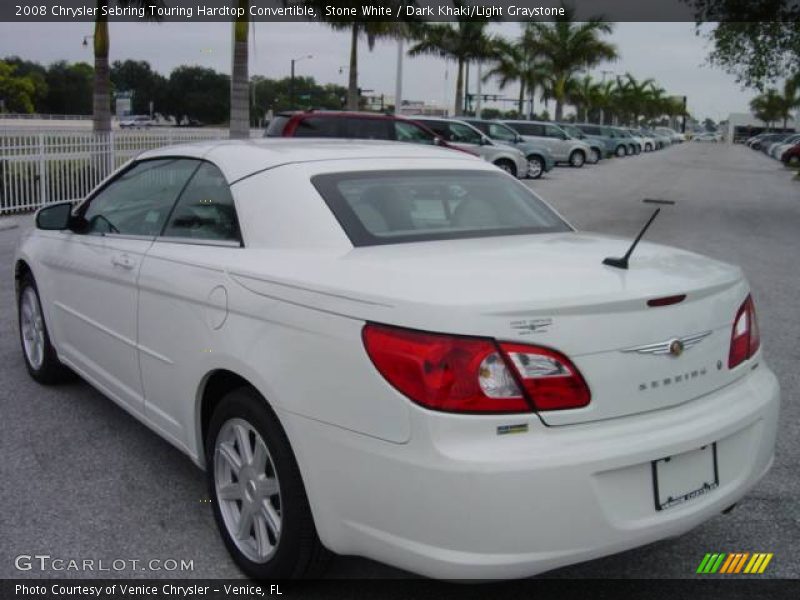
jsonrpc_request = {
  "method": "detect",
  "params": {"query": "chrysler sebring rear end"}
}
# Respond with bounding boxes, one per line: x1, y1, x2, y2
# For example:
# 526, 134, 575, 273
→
14, 141, 779, 580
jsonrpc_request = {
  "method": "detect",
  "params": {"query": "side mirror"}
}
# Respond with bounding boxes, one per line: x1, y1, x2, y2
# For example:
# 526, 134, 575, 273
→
480, 136, 492, 146
515, 135, 524, 143
35, 201, 74, 231
433, 136, 443, 146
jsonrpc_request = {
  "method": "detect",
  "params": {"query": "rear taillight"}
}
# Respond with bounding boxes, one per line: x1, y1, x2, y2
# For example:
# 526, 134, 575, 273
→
362, 324, 590, 414
728, 295, 760, 369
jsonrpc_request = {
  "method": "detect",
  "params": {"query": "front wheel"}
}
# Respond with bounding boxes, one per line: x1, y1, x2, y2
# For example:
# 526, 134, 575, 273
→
18, 274, 70, 384
615, 145, 627, 157
568, 150, 585, 168
589, 148, 601, 163
526, 155, 544, 179
494, 159, 517, 177
207, 388, 328, 579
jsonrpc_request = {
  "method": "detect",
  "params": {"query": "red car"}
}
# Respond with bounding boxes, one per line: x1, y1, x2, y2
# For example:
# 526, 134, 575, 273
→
264, 110, 475, 155
781, 143, 800, 167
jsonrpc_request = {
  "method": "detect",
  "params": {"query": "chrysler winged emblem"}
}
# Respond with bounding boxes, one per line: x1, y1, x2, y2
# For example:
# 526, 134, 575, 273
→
621, 331, 711, 357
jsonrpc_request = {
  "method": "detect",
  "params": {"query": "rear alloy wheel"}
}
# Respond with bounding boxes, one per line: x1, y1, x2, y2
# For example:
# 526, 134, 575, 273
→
18, 273, 70, 384
615, 145, 627, 157
589, 148, 601, 163
526, 156, 544, 179
568, 150, 585, 168
494, 159, 517, 177
207, 387, 328, 578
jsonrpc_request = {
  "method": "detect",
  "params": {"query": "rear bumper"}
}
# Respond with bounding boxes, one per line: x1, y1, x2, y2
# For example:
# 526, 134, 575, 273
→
284, 366, 779, 580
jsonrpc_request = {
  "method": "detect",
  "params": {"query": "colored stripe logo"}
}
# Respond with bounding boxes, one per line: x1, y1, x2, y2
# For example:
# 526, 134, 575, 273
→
696, 552, 773, 574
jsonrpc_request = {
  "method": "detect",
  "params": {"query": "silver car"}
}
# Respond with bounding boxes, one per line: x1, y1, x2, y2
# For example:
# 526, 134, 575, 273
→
501, 120, 594, 167
410, 116, 528, 178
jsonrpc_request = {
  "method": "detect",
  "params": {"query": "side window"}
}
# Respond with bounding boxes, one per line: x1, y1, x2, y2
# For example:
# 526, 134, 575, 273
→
347, 118, 391, 139
394, 121, 435, 144
488, 123, 516, 141
161, 162, 240, 242
545, 125, 565, 139
583, 126, 600, 135
293, 117, 341, 137
82, 159, 199, 237
513, 123, 544, 136
420, 121, 450, 140
448, 122, 482, 144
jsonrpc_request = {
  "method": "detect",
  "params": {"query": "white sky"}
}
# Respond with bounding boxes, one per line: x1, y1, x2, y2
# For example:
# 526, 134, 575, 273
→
0, 20, 764, 122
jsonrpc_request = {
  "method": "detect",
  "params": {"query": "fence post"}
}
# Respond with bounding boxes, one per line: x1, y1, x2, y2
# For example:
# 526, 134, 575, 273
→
108, 130, 116, 174
37, 133, 47, 207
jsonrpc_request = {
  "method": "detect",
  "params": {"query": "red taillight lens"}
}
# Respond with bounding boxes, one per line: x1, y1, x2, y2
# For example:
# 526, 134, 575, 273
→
362, 324, 591, 414
499, 343, 591, 410
729, 295, 760, 369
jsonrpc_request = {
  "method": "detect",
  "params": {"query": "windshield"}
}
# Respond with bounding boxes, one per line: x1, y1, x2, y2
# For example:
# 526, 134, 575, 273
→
312, 170, 571, 246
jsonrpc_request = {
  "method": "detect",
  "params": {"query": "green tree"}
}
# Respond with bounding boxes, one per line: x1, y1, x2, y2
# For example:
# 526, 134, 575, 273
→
687, 1, 800, 89
2, 56, 48, 111
110, 59, 167, 116
0, 61, 38, 113
45, 61, 94, 115
778, 73, 800, 129
566, 74, 602, 122
164, 66, 229, 125
750, 89, 784, 130
526, 4, 617, 121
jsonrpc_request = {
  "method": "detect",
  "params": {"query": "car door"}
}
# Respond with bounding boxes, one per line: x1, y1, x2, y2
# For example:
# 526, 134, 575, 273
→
442, 121, 485, 155
344, 117, 392, 140
543, 124, 570, 160
136, 161, 243, 445
43, 158, 200, 414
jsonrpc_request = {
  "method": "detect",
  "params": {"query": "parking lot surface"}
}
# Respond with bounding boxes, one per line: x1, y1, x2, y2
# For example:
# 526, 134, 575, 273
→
0, 143, 797, 580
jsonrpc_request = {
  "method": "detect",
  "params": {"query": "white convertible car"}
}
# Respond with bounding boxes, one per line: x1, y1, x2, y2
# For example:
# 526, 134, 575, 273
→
14, 140, 779, 579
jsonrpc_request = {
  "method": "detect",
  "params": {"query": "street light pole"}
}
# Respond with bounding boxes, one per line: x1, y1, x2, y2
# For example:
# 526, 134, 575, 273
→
289, 54, 312, 109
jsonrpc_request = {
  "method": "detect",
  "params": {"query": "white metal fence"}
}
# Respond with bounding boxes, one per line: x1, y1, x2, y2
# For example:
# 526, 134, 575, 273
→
0, 129, 234, 214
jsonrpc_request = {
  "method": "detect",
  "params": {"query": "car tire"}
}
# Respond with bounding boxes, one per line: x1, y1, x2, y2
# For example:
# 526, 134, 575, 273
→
206, 387, 329, 579
494, 159, 517, 177
645, 143, 653, 152
630, 145, 639, 155
615, 145, 627, 157
589, 148, 601, 163
526, 155, 544, 179
18, 273, 71, 384
568, 150, 585, 168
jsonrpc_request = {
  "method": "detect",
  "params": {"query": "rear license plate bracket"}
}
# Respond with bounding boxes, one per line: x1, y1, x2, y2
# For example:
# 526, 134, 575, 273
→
652, 443, 719, 511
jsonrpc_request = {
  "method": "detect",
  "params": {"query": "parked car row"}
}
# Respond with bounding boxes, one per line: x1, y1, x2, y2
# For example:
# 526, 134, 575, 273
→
265, 110, 684, 181
745, 131, 800, 167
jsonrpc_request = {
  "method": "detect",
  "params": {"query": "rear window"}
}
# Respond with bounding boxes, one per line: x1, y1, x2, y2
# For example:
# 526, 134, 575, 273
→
345, 118, 391, 139
293, 117, 342, 137
264, 115, 290, 137
312, 170, 571, 247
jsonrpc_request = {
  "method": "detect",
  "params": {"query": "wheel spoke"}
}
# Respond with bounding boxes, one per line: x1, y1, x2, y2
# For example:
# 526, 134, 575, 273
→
236, 502, 255, 540
234, 423, 253, 465
218, 441, 242, 474
260, 499, 281, 538
253, 513, 272, 557
252, 438, 268, 473
261, 476, 279, 498
218, 483, 241, 501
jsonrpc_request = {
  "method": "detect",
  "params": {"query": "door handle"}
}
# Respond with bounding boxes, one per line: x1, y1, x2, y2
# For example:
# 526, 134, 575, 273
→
111, 254, 135, 270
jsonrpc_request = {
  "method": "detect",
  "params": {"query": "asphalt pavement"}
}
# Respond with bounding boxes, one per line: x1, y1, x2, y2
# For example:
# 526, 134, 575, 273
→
0, 142, 797, 581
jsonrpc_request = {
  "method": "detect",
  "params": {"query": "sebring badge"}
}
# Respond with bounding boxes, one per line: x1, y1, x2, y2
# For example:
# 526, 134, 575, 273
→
621, 331, 712, 357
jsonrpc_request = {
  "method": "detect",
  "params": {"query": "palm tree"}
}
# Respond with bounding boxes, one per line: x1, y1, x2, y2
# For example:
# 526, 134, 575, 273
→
778, 73, 800, 129
91, 1, 163, 134
408, 5, 497, 115
613, 73, 657, 125
566, 74, 602, 122
483, 38, 528, 116
750, 90, 783, 130
526, 4, 617, 121
229, 0, 249, 139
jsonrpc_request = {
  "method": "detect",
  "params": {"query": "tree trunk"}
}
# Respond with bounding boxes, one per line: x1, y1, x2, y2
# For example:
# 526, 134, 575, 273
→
92, 3, 111, 134
346, 25, 360, 110
229, 3, 250, 139
517, 81, 525, 115
454, 59, 464, 116
555, 100, 563, 122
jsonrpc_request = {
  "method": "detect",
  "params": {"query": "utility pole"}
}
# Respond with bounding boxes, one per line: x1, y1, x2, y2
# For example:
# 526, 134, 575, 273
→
290, 54, 312, 109
394, 38, 403, 115
475, 62, 482, 118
